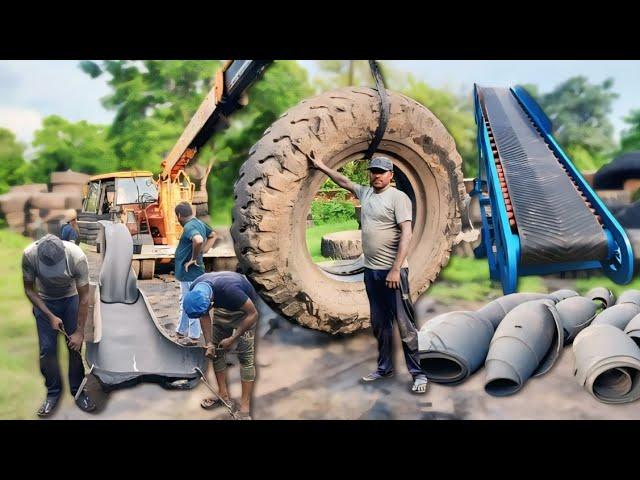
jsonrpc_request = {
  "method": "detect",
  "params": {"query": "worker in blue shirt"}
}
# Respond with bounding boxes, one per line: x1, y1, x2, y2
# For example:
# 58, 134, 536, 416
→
59, 211, 80, 245
173, 201, 217, 346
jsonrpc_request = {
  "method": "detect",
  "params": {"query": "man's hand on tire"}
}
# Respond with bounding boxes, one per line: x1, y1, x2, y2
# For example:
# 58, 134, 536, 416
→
385, 269, 401, 290
308, 155, 326, 171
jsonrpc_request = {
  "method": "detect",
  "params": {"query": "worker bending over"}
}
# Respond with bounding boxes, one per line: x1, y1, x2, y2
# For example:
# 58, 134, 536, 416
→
22, 234, 96, 416
183, 271, 260, 420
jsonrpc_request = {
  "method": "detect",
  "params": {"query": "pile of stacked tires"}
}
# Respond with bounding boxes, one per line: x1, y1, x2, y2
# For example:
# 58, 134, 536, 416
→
0, 183, 47, 235
77, 212, 105, 246
0, 170, 89, 239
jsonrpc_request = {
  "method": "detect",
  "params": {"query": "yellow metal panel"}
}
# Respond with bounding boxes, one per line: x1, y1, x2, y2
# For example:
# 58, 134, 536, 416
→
88, 171, 154, 182
157, 169, 194, 246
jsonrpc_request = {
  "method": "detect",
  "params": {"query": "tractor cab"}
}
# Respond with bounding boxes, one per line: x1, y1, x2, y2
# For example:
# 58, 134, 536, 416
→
83, 171, 158, 215
82, 171, 160, 246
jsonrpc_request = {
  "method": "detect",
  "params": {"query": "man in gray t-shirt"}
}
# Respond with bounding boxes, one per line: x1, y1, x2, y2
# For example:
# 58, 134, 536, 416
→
22, 234, 95, 416
309, 155, 428, 394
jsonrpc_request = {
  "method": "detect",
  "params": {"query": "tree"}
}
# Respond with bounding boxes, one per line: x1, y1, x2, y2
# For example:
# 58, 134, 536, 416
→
209, 61, 314, 213
80, 60, 222, 172
391, 74, 477, 177
0, 128, 30, 193
29, 116, 117, 183
538, 76, 618, 170
81, 60, 313, 219
619, 109, 640, 153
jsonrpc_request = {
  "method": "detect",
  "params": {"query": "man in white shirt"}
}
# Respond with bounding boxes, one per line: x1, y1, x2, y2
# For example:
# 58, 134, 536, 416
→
308, 155, 428, 394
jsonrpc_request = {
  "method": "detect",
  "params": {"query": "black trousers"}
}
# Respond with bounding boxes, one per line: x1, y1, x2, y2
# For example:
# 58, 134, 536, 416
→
363, 267, 424, 378
33, 295, 85, 398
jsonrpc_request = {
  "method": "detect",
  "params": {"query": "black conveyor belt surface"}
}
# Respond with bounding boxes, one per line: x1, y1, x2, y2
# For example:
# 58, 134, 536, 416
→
479, 87, 608, 266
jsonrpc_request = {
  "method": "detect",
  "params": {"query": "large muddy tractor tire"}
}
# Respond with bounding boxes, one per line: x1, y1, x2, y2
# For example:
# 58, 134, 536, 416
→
231, 87, 467, 334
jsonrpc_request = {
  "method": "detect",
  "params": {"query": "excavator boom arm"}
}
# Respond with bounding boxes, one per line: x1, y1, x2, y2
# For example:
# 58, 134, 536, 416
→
160, 60, 272, 179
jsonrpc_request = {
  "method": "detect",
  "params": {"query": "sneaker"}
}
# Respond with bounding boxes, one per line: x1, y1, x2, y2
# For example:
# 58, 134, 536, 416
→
360, 371, 394, 382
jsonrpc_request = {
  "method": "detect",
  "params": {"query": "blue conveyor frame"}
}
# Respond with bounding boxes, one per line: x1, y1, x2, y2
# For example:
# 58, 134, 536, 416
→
471, 84, 633, 294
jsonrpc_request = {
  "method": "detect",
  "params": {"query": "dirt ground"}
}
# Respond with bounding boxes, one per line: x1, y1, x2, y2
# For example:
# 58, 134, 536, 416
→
52, 249, 640, 420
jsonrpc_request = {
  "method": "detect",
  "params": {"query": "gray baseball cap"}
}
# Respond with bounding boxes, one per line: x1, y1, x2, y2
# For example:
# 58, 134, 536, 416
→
37, 234, 67, 277
368, 156, 394, 171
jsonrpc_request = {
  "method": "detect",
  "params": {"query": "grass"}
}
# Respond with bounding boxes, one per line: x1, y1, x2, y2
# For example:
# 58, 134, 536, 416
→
0, 229, 88, 419
574, 274, 640, 297
428, 256, 547, 303
0, 229, 51, 419
305, 220, 359, 262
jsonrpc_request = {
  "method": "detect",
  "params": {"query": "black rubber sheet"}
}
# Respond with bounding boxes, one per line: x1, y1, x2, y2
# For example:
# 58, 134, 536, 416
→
86, 222, 205, 389
86, 296, 206, 388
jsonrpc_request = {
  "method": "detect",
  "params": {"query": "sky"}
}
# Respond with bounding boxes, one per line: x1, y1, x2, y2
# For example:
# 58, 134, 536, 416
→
2, 60, 640, 148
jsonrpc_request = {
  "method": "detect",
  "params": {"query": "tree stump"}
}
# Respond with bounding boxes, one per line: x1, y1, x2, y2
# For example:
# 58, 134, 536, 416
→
321, 230, 362, 260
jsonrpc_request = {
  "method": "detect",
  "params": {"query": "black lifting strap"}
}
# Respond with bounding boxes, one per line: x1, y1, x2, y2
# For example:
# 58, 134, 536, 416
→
364, 60, 390, 160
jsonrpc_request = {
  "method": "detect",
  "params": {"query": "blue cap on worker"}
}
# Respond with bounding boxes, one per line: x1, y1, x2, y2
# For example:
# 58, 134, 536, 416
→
184, 283, 214, 318
368, 156, 394, 171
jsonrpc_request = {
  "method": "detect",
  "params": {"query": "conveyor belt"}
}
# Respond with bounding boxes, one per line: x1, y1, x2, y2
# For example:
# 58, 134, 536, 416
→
479, 87, 608, 266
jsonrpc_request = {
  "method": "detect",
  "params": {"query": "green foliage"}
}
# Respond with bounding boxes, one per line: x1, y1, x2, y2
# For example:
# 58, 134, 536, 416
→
619, 109, 640, 154
311, 199, 356, 225
209, 196, 233, 227
209, 61, 313, 214
312, 60, 376, 92
80, 60, 221, 172
538, 76, 618, 169
0, 229, 44, 418
396, 75, 477, 176
428, 256, 545, 302
339, 160, 369, 186
320, 160, 369, 191
78, 60, 313, 220
0, 129, 30, 194
29, 116, 118, 182
564, 144, 603, 172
